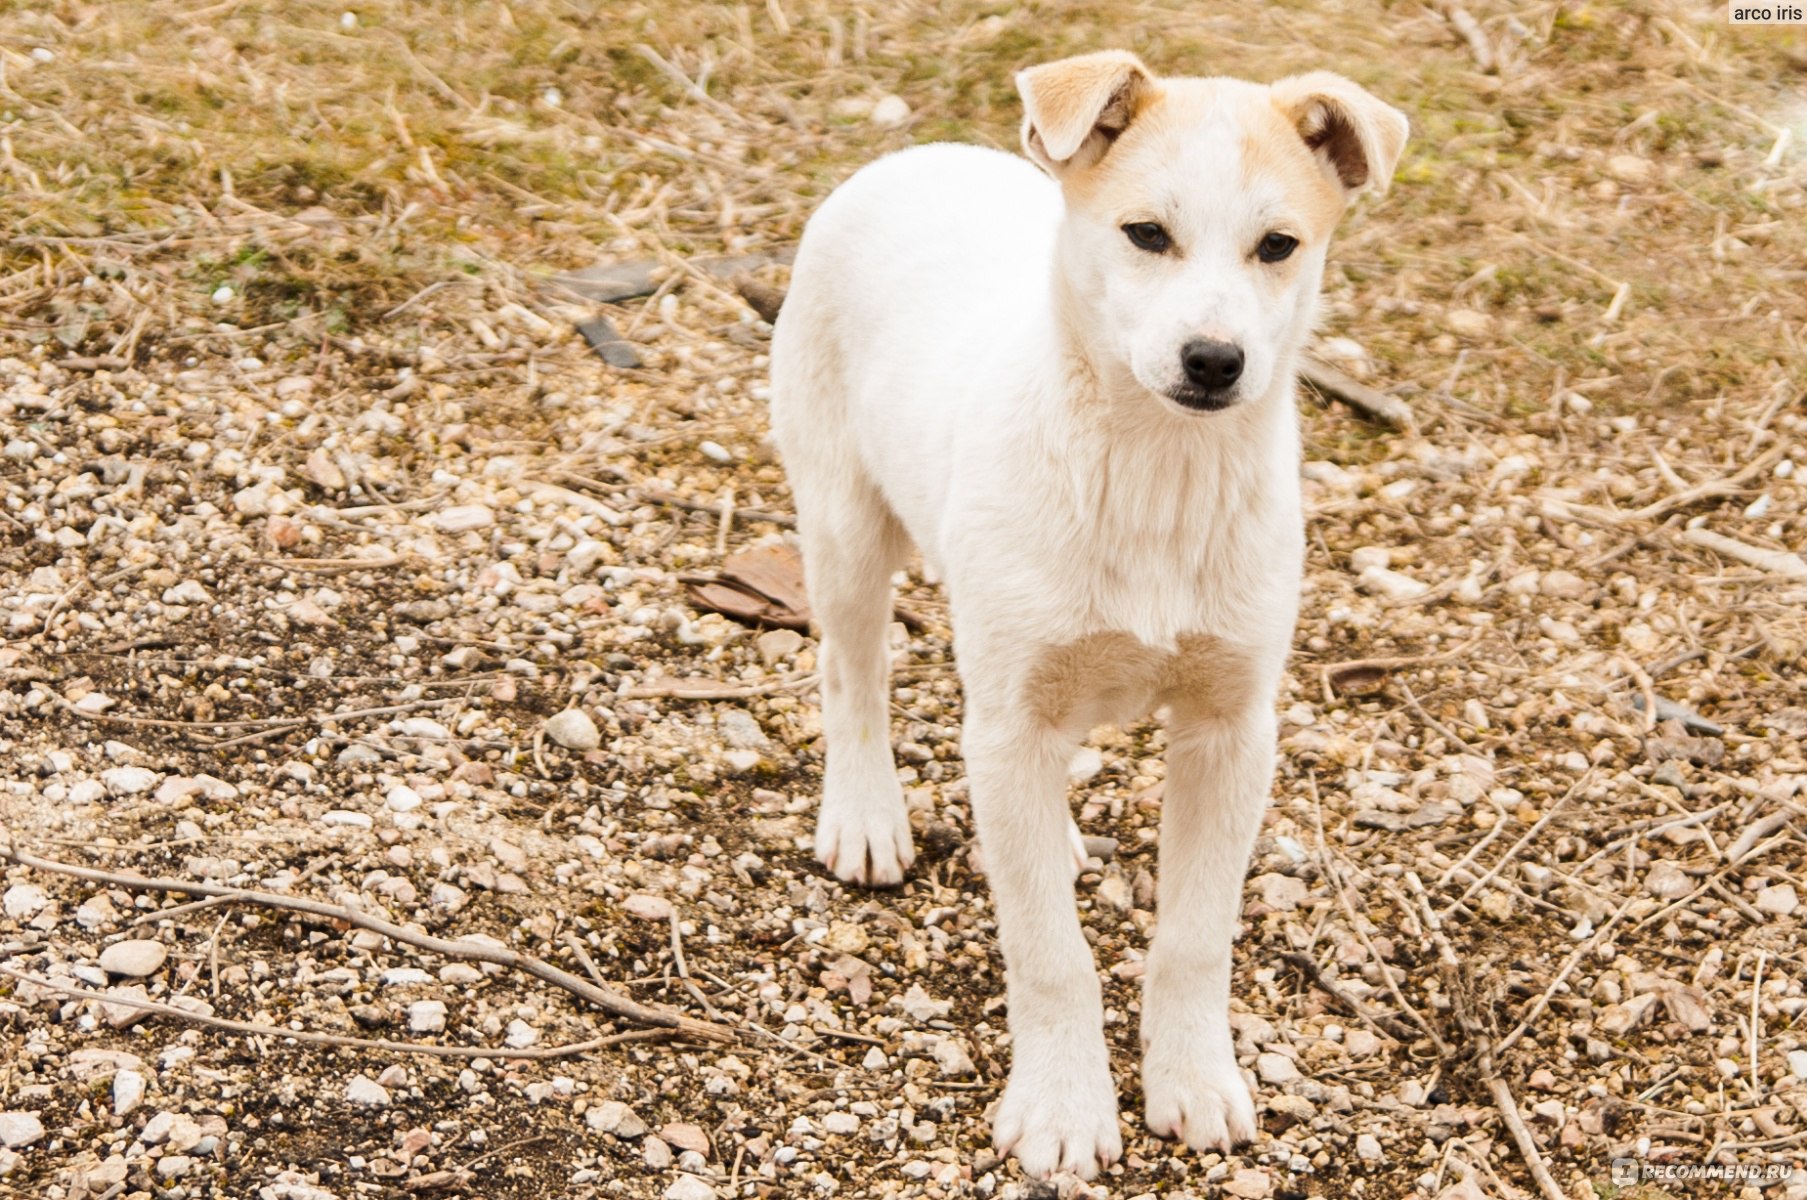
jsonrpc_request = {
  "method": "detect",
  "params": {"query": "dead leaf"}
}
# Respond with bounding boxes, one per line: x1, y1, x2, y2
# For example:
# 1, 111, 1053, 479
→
686, 543, 811, 630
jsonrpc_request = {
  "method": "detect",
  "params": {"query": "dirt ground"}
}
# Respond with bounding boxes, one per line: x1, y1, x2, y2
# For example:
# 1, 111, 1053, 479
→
2, 2, 1806, 1198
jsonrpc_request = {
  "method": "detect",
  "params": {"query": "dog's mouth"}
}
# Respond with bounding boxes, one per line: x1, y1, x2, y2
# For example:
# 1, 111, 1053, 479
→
1164, 384, 1236, 413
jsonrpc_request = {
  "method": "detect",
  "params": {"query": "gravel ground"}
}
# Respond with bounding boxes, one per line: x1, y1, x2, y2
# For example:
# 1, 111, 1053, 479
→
2, 264, 1804, 1199
3, 4, 1807, 1200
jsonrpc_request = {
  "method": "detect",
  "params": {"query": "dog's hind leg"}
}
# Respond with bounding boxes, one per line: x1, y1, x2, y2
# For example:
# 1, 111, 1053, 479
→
793, 471, 914, 887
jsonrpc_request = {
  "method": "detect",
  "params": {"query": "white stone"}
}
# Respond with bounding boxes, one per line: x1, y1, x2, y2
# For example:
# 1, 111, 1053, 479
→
99, 939, 168, 978
1256, 1052, 1301, 1084
1643, 861, 1692, 900
1539, 569, 1587, 599
100, 766, 159, 796
409, 1000, 448, 1033
505, 1019, 539, 1048
68, 779, 106, 805
112, 1069, 146, 1116
721, 749, 761, 773
664, 1175, 716, 1200
345, 1075, 389, 1107
385, 785, 422, 812
1357, 565, 1428, 600
755, 628, 803, 666
162, 580, 212, 606
1608, 153, 1654, 183
930, 1037, 975, 1077
623, 894, 674, 922
141, 1111, 178, 1144
1355, 1133, 1383, 1161
431, 504, 495, 532
0, 1113, 44, 1148
3, 884, 48, 920
1758, 884, 1799, 917
898, 983, 950, 1022
869, 94, 911, 127
586, 1100, 647, 1138
1255, 872, 1309, 912
320, 810, 373, 828
545, 708, 600, 751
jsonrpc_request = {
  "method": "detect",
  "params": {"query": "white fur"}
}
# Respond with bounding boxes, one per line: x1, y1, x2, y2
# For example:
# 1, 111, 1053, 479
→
769, 58, 1405, 1180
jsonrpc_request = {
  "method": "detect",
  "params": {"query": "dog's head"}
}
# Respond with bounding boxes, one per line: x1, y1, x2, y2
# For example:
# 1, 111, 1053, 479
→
1017, 53, 1408, 416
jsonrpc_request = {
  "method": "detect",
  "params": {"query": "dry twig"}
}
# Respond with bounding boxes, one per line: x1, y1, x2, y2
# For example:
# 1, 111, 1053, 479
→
2, 844, 733, 1043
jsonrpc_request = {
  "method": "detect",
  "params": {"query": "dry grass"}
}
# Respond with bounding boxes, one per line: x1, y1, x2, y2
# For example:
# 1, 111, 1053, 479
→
3, 2, 1807, 1199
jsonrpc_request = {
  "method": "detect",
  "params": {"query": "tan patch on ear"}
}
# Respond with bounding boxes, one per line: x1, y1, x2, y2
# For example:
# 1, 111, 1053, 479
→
1237, 100, 1349, 237
1269, 71, 1410, 196
1017, 50, 1157, 171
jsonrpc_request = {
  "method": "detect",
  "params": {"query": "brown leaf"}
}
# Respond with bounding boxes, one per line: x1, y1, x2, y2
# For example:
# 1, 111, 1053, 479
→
686, 543, 811, 630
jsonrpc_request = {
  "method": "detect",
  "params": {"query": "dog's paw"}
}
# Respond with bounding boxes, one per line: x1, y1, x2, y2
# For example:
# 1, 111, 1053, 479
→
992, 1061, 1122, 1180
1141, 1044, 1257, 1153
814, 795, 914, 887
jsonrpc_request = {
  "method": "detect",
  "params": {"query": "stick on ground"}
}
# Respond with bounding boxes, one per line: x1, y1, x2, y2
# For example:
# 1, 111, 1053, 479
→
3, 843, 733, 1044
0, 966, 673, 1060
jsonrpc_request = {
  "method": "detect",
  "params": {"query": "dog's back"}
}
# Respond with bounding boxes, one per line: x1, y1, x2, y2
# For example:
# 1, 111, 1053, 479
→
770, 143, 1061, 529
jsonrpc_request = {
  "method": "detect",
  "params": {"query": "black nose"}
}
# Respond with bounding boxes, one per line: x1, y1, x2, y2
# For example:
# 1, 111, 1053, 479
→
1181, 339, 1244, 391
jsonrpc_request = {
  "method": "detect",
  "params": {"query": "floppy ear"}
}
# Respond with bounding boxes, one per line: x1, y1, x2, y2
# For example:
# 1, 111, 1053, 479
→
1015, 50, 1157, 176
1270, 71, 1409, 195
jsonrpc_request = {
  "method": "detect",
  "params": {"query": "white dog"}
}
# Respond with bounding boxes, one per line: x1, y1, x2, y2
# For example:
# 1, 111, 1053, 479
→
769, 51, 1406, 1179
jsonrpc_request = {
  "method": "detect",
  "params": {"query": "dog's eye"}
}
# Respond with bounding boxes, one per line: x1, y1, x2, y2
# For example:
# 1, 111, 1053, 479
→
1257, 232, 1299, 263
1122, 222, 1171, 253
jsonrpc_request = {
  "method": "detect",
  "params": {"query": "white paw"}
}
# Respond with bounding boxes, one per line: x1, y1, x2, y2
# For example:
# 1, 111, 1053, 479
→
992, 1060, 1122, 1180
1141, 1041, 1258, 1152
814, 792, 914, 887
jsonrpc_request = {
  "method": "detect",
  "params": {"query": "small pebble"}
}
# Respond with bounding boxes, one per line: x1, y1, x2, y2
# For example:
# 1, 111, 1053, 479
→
345, 1076, 390, 1107
98, 939, 168, 978
545, 708, 601, 751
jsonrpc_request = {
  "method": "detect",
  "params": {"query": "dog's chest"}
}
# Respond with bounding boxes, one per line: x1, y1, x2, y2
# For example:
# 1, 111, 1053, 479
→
1046, 439, 1302, 647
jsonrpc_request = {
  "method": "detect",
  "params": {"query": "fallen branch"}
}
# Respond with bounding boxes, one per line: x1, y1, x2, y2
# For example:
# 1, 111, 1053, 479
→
1299, 358, 1415, 430
620, 672, 818, 701
1318, 635, 1484, 697
1631, 440, 1791, 523
3, 844, 733, 1043
1681, 527, 1807, 580
1280, 951, 1418, 1042
0, 965, 671, 1060
1432, 1, 1497, 71
1405, 874, 1566, 1200
253, 552, 409, 573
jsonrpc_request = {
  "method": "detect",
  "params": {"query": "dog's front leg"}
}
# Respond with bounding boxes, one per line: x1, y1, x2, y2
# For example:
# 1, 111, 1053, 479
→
1140, 708, 1273, 1151
964, 703, 1121, 1180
